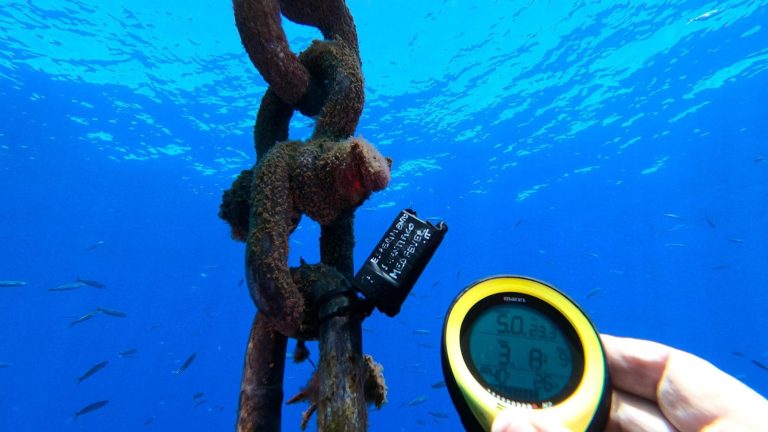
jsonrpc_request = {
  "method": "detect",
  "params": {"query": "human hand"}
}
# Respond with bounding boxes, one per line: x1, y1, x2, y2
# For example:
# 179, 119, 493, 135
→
492, 334, 768, 432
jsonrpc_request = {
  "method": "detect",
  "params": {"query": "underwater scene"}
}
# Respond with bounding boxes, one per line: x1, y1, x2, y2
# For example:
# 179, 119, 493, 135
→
1, 0, 767, 430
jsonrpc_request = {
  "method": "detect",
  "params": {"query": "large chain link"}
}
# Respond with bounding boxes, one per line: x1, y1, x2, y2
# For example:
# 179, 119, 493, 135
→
233, 0, 360, 116
223, 1, 390, 431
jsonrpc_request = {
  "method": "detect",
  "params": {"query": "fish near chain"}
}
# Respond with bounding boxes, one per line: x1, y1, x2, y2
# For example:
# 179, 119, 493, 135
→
286, 352, 387, 430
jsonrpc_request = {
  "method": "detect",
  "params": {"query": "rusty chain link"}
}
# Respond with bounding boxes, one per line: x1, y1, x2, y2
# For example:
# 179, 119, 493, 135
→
222, 1, 389, 431
233, 0, 360, 116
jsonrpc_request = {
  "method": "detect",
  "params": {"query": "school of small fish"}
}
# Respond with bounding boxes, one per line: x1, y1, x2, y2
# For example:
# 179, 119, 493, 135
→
2, 203, 762, 427
0, 271, 206, 421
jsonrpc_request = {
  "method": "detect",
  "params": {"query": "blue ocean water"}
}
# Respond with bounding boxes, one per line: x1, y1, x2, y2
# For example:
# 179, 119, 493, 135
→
1, 0, 767, 430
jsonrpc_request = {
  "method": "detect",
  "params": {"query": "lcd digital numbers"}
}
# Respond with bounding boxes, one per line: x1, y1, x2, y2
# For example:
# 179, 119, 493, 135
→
467, 304, 576, 402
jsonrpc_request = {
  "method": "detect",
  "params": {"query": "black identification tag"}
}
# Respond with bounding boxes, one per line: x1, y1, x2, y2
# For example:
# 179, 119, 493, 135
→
354, 209, 448, 316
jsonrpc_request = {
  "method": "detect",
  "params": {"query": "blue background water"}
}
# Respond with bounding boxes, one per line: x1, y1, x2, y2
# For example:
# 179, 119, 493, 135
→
1, 0, 767, 430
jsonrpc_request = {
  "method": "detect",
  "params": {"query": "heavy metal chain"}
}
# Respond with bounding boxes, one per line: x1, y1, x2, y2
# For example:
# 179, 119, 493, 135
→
221, 1, 390, 431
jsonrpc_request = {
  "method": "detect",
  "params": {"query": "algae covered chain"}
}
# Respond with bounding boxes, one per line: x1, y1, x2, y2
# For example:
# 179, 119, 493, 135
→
441, 276, 611, 431
225, 0, 422, 429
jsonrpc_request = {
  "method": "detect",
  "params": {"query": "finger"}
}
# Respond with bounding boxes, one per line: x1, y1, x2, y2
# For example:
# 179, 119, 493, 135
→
601, 334, 674, 401
492, 408, 569, 432
605, 389, 678, 432
658, 350, 768, 431
491, 412, 536, 432
603, 335, 768, 431
702, 417, 768, 431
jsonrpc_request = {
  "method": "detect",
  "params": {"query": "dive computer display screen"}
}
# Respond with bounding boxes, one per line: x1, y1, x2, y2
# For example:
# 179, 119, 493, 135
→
460, 294, 584, 405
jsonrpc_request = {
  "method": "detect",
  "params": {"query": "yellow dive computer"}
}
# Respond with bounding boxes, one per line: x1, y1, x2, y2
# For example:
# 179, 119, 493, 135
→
441, 276, 611, 431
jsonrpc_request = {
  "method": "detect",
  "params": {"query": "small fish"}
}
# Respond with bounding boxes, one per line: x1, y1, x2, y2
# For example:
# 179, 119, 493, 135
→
412, 329, 431, 335
70, 310, 99, 327
705, 216, 716, 229
194, 399, 208, 407
0, 280, 27, 288
431, 281, 440, 288
78, 360, 108, 384
50, 281, 87, 291
144, 415, 156, 425
417, 343, 432, 349
732, 351, 745, 357
755, 155, 765, 163
663, 213, 683, 220
192, 392, 205, 400
668, 223, 687, 232
75, 400, 109, 418
119, 348, 139, 357
514, 219, 523, 229
306, 357, 317, 370
752, 360, 768, 371
712, 265, 731, 271
665, 243, 687, 248
428, 411, 449, 419
687, 9, 720, 24
173, 352, 197, 374
404, 396, 427, 407
430, 380, 446, 389
586, 288, 602, 299
238, 278, 244, 287
726, 237, 744, 244
77, 278, 106, 289
0, 362, 10, 368
86, 240, 105, 251
97, 307, 127, 318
